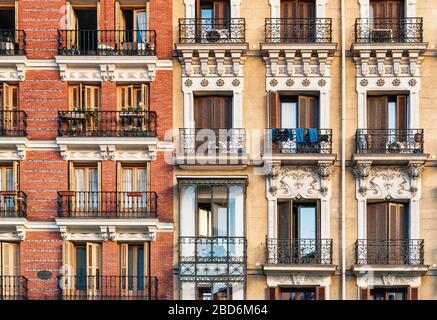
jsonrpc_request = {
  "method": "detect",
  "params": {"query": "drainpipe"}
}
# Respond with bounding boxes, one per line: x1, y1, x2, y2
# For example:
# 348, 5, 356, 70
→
340, 0, 347, 300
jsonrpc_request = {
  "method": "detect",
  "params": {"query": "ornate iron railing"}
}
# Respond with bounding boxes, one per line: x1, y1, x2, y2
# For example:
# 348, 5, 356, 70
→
266, 128, 332, 154
0, 30, 26, 55
178, 18, 246, 43
58, 275, 158, 300
0, 111, 27, 137
356, 239, 424, 265
178, 128, 246, 155
0, 191, 27, 218
57, 30, 156, 55
57, 191, 158, 218
266, 238, 333, 264
179, 237, 247, 283
58, 110, 157, 137
355, 18, 423, 43
356, 129, 424, 154
265, 18, 332, 43
0, 276, 28, 300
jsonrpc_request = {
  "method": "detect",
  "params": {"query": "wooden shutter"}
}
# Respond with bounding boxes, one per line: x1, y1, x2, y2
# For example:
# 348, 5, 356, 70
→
360, 287, 370, 300
12, 161, 18, 192
83, 86, 100, 111
141, 84, 149, 109
62, 241, 75, 291
277, 201, 291, 239
387, 0, 404, 19
281, 1, 294, 19
268, 287, 276, 300
86, 243, 101, 296
268, 91, 280, 129
213, 1, 230, 20
389, 203, 408, 241
367, 203, 388, 240
298, 96, 319, 128
120, 243, 129, 285
144, 242, 149, 277
408, 287, 419, 300
68, 85, 80, 109
1, 242, 19, 276
396, 95, 407, 131
300, 0, 315, 19
316, 286, 326, 300
367, 96, 388, 130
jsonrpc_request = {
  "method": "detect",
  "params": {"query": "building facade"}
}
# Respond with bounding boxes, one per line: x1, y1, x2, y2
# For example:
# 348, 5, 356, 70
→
173, 0, 437, 301
2, 0, 437, 301
0, 0, 173, 300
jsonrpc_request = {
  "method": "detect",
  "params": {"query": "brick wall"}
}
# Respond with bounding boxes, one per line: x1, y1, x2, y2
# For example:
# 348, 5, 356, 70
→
5, 0, 174, 300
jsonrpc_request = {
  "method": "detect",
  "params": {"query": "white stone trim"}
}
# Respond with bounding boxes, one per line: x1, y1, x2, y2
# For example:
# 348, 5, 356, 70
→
0, 56, 28, 81
270, 0, 327, 19
266, 274, 331, 298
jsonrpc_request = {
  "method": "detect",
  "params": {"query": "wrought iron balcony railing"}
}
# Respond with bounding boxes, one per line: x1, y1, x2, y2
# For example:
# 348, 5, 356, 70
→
57, 191, 158, 219
57, 30, 156, 56
178, 128, 246, 156
265, 18, 332, 43
0, 191, 27, 218
0, 276, 28, 300
356, 239, 424, 265
179, 237, 247, 283
0, 111, 27, 137
58, 275, 158, 300
178, 18, 246, 43
0, 30, 26, 55
355, 18, 423, 43
266, 128, 332, 154
57, 110, 157, 137
266, 238, 333, 264
356, 129, 424, 154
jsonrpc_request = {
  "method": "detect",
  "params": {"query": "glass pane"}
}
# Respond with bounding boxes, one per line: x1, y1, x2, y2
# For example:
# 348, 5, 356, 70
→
281, 101, 297, 129
198, 203, 212, 237
5, 168, 13, 191
388, 100, 397, 130
213, 186, 227, 237
298, 206, 316, 240
76, 247, 86, 290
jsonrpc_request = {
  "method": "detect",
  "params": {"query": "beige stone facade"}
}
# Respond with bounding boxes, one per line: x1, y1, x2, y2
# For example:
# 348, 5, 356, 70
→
173, 0, 437, 300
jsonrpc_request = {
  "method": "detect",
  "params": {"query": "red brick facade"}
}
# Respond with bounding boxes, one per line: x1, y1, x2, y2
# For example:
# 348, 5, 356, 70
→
1, 0, 174, 300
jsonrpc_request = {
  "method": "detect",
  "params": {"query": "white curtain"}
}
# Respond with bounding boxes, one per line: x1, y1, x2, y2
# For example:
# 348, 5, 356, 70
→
281, 101, 297, 129
138, 168, 147, 208
136, 11, 147, 43
123, 168, 133, 208
89, 168, 98, 209
75, 169, 85, 209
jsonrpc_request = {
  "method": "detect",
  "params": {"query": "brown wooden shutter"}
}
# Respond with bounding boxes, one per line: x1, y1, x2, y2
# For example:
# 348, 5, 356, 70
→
367, 203, 388, 240
408, 287, 419, 300
300, 0, 315, 19
316, 286, 326, 300
277, 201, 291, 239
281, 1, 294, 19
367, 96, 388, 130
360, 288, 370, 300
213, 1, 230, 20
268, 287, 276, 300
308, 96, 319, 128
396, 95, 407, 131
389, 203, 408, 241
298, 96, 308, 128
268, 91, 280, 129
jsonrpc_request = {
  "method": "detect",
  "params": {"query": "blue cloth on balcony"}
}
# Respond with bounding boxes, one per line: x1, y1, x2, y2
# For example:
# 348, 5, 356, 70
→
295, 128, 305, 143
308, 128, 318, 143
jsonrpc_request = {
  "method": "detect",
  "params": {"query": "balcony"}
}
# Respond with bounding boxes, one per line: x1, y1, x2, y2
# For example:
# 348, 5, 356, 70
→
0, 276, 28, 300
179, 237, 246, 283
176, 128, 248, 169
265, 18, 332, 43
58, 110, 157, 138
57, 30, 156, 56
178, 18, 245, 44
0, 191, 27, 218
356, 239, 424, 265
264, 128, 335, 165
0, 111, 27, 137
0, 30, 26, 56
58, 275, 158, 300
57, 191, 157, 219
264, 238, 335, 276
355, 18, 423, 44
353, 129, 428, 165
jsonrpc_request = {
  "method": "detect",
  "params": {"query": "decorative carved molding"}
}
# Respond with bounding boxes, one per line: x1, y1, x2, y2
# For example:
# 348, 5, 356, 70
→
15, 226, 26, 240
357, 272, 422, 288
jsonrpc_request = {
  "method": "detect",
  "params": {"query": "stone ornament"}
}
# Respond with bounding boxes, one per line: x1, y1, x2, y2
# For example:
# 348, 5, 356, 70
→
302, 79, 311, 87
376, 79, 385, 87
360, 79, 368, 87
200, 79, 209, 87
318, 79, 327, 87
184, 79, 193, 87
392, 78, 401, 87
232, 79, 240, 87
270, 79, 278, 87
286, 79, 294, 87
216, 79, 225, 87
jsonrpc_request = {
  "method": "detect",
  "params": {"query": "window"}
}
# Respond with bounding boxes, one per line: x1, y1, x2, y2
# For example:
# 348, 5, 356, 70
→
270, 286, 325, 300
367, 202, 409, 264
0, 83, 19, 132
117, 84, 149, 110
65, 3, 98, 51
0, 6, 15, 30
370, 287, 408, 300
116, 1, 150, 46
118, 164, 148, 210
194, 96, 232, 129
0, 163, 18, 212
277, 201, 320, 240
69, 163, 100, 210
120, 243, 150, 293
281, 0, 315, 19
63, 241, 102, 294
367, 95, 408, 131
0, 242, 19, 276
370, 0, 404, 19
280, 96, 319, 129
197, 0, 230, 20
197, 285, 232, 300
68, 84, 100, 111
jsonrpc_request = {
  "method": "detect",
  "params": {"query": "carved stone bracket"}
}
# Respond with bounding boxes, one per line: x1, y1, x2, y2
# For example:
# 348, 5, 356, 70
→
15, 226, 26, 240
